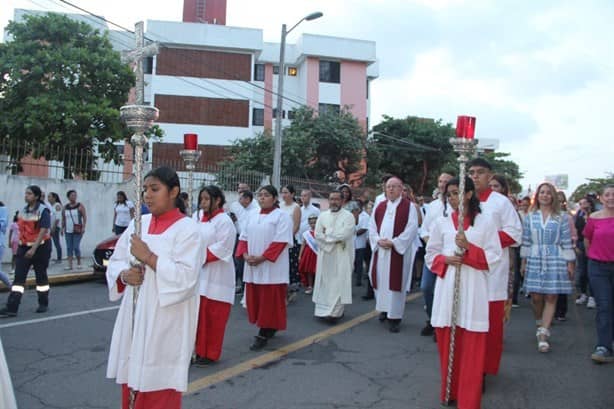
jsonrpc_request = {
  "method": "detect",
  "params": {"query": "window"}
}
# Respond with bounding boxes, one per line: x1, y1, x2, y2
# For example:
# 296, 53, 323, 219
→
366, 79, 369, 99
319, 60, 340, 83
254, 64, 265, 81
318, 103, 340, 115
287, 66, 298, 76
273, 65, 280, 75
252, 108, 264, 126
273, 108, 285, 119
144, 57, 153, 74
287, 109, 296, 120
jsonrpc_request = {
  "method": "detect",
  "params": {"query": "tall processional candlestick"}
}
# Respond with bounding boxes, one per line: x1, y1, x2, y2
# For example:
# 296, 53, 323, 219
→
180, 133, 201, 217
119, 21, 159, 409
444, 115, 478, 405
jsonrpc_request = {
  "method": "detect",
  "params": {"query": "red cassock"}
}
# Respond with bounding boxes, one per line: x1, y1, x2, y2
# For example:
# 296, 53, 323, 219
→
298, 230, 318, 286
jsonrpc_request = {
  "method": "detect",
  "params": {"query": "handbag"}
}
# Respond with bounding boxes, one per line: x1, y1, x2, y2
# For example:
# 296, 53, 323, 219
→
68, 203, 83, 234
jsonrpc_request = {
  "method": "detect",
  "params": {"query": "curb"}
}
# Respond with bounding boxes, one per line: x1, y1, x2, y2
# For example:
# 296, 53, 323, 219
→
0, 270, 102, 292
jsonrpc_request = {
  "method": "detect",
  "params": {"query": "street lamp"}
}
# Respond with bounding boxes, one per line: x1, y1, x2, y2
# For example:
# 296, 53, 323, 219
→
272, 11, 323, 189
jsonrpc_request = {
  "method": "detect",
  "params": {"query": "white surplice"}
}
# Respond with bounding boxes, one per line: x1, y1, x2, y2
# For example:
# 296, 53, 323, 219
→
368, 198, 419, 319
313, 209, 355, 317
426, 213, 502, 331
0, 337, 17, 409
240, 208, 294, 284
480, 191, 522, 301
193, 210, 237, 304
106, 215, 204, 393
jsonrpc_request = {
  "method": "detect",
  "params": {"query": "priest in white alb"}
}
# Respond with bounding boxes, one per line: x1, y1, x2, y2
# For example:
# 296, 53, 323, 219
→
368, 176, 419, 333
313, 191, 355, 321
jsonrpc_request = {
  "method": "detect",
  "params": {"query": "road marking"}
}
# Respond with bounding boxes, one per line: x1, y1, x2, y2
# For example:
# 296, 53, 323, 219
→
0, 306, 119, 329
187, 292, 422, 394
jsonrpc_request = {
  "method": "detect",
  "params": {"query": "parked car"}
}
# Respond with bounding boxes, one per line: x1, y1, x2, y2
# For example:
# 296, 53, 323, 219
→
92, 235, 119, 273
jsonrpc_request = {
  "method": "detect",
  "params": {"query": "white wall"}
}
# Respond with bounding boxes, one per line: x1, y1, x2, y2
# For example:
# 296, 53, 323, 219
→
0, 174, 132, 263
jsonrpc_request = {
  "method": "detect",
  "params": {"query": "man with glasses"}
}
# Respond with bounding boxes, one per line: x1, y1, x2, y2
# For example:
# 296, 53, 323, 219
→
368, 177, 419, 333
468, 158, 522, 382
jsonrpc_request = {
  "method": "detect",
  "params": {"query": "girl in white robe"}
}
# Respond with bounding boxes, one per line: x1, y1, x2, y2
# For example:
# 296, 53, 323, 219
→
106, 167, 204, 409
192, 186, 236, 365
235, 185, 293, 351
426, 176, 502, 409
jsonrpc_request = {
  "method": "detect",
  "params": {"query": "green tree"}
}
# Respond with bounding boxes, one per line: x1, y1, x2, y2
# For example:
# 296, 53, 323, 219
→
478, 151, 523, 194
220, 105, 365, 182
366, 115, 457, 194
0, 13, 136, 178
570, 173, 614, 202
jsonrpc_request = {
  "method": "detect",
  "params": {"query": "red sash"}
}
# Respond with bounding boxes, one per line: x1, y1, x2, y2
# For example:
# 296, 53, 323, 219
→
370, 198, 411, 291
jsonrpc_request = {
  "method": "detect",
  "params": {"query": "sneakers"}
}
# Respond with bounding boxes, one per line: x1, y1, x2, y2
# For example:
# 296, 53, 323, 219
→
591, 346, 614, 363
536, 327, 550, 353
587, 297, 596, 309
304, 287, 313, 295
575, 294, 588, 305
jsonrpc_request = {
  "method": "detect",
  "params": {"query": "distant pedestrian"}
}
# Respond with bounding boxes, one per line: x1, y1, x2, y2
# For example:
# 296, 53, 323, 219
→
298, 215, 318, 294
584, 184, 614, 363
47, 192, 63, 263
313, 191, 355, 322
235, 185, 293, 351
229, 183, 259, 294
113, 191, 135, 235
574, 197, 596, 308
0, 185, 52, 318
8, 213, 19, 271
279, 184, 301, 300
0, 201, 10, 287
62, 190, 86, 270
192, 186, 236, 365
520, 182, 575, 353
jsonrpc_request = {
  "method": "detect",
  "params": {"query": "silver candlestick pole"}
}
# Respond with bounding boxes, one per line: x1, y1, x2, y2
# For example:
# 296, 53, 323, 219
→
180, 149, 201, 217
444, 133, 477, 406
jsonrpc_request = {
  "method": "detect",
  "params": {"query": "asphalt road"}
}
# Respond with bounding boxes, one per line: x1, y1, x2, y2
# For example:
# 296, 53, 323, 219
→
1, 280, 613, 409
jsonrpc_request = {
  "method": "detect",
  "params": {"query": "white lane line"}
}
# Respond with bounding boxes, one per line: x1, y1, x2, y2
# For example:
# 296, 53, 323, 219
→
0, 305, 120, 329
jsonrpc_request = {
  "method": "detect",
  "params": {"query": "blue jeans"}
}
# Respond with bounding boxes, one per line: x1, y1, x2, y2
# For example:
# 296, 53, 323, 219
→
588, 259, 614, 351
0, 245, 11, 287
575, 242, 592, 295
50, 228, 62, 260
420, 264, 437, 318
65, 233, 83, 258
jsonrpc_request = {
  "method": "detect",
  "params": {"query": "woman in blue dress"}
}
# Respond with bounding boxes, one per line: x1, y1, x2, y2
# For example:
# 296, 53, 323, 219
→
520, 182, 575, 353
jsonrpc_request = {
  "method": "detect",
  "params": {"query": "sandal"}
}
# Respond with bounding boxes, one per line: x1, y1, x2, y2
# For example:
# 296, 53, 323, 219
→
536, 326, 550, 352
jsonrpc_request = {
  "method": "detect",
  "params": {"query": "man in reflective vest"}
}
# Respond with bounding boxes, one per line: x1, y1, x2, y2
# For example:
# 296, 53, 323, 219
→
0, 185, 52, 318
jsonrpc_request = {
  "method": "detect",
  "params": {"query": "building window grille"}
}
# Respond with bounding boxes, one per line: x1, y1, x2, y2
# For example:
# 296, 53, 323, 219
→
254, 64, 265, 81
252, 108, 264, 126
319, 60, 340, 83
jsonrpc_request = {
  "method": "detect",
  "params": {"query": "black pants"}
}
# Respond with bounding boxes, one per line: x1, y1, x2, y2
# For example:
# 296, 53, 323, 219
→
556, 294, 568, 318
354, 248, 366, 286
6, 241, 51, 313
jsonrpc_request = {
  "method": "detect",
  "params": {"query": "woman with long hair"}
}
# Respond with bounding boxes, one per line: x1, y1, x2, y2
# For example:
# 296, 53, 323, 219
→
61, 190, 87, 270
235, 185, 293, 351
0, 185, 52, 318
47, 192, 63, 263
426, 176, 502, 408
520, 182, 575, 353
584, 184, 614, 363
106, 167, 203, 409
192, 185, 236, 366
279, 184, 301, 301
113, 191, 135, 235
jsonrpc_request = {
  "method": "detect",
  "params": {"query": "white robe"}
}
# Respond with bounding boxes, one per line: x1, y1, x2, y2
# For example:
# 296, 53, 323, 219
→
426, 213, 502, 332
240, 208, 294, 284
106, 215, 204, 392
480, 191, 523, 301
0, 337, 17, 409
368, 198, 419, 319
313, 209, 355, 317
193, 210, 237, 304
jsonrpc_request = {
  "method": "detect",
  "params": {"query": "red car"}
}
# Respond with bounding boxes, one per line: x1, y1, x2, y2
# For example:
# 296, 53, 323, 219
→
92, 235, 119, 272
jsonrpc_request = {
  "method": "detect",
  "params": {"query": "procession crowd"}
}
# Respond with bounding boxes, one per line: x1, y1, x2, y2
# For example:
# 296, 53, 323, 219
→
1, 161, 613, 409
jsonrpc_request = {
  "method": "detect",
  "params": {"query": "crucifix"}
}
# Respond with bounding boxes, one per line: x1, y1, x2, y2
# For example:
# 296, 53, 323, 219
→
119, 21, 160, 409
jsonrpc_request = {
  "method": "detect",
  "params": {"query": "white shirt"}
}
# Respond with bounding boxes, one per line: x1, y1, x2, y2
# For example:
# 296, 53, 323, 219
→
420, 197, 447, 240
230, 200, 259, 235
114, 201, 135, 227
240, 208, 294, 284
480, 191, 523, 301
106, 215, 204, 392
427, 213, 502, 331
298, 203, 321, 244
354, 211, 370, 249
193, 210, 237, 304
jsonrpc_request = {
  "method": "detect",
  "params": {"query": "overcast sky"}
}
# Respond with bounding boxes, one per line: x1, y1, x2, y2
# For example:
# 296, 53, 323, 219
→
3, 0, 613, 196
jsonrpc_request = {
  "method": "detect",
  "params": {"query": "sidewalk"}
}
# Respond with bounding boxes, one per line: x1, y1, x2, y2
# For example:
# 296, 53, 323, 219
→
0, 259, 99, 292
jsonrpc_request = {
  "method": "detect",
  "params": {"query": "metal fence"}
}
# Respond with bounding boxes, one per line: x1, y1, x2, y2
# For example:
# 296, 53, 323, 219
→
0, 139, 335, 198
